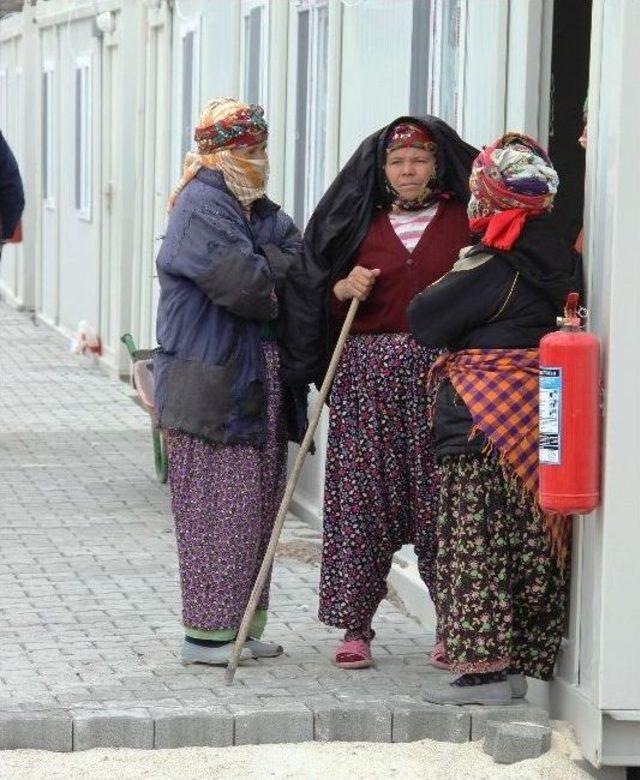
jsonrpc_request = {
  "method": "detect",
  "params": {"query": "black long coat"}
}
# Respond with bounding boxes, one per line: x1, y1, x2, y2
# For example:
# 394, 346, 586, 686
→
407, 215, 583, 458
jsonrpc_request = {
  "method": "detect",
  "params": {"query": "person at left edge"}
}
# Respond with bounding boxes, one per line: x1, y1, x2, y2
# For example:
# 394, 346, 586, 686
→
154, 98, 308, 666
0, 129, 25, 257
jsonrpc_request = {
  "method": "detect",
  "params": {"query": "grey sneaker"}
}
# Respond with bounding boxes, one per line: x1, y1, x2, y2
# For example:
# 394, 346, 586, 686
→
508, 672, 528, 699
181, 640, 252, 666
423, 680, 513, 706
245, 638, 284, 658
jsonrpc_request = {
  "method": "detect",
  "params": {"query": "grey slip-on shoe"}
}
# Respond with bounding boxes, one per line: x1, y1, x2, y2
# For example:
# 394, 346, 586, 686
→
423, 679, 514, 706
181, 639, 253, 666
245, 638, 284, 658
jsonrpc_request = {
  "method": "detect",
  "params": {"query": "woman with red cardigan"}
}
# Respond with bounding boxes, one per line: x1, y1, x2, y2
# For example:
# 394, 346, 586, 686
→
284, 117, 477, 669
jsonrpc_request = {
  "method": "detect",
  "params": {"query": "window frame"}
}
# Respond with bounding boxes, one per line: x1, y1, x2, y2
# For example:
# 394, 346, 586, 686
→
240, 0, 270, 108
293, 0, 330, 227
42, 62, 55, 209
428, 0, 467, 132
179, 20, 201, 163
410, 0, 431, 115
15, 68, 24, 167
0, 69, 7, 130
74, 55, 92, 221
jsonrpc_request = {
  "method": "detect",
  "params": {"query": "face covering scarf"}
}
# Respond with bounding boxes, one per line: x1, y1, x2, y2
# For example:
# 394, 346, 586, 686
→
167, 98, 269, 212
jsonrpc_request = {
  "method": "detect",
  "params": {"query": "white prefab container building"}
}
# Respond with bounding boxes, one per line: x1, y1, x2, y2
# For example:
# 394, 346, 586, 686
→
1, 0, 638, 769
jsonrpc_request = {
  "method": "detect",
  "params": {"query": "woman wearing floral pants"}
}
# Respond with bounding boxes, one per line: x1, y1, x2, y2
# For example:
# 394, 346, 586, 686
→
289, 116, 476, 668
408, 133, 580, 704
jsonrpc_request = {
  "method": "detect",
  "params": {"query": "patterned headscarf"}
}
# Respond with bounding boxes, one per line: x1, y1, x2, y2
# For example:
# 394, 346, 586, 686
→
384, 122, 441, 211
467, 132, 558, 250
386, 123, 436, 154
167, 97, 269, 212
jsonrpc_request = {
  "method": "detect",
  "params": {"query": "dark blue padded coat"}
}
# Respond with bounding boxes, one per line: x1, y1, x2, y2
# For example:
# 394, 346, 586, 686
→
0, 130, 24, 241
155, 168, 307, 446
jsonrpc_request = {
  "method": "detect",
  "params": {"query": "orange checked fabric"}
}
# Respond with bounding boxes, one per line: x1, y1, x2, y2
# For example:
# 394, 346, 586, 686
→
429, 347, 570, 564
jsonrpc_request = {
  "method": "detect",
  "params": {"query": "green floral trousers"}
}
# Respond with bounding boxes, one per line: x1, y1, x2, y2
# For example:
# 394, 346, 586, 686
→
436, 452, 570, 680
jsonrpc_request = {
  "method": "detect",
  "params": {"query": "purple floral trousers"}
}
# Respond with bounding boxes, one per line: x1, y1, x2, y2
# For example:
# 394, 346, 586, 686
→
165, 344, 287, 632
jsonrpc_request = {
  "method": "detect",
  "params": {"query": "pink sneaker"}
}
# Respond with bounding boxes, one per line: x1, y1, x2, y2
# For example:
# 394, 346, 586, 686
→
333, 638, 373, 669
428, 640, 451, 670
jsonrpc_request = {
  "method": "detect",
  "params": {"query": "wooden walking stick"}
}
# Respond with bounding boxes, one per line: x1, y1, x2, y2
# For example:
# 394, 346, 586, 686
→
225, 297, 360, 685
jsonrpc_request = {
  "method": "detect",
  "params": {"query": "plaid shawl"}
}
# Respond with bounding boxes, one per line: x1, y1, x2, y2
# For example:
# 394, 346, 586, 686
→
430, 347, 570, 564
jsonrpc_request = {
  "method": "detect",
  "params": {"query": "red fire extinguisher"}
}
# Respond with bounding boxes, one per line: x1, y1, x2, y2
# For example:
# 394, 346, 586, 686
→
539, 292, 601, 514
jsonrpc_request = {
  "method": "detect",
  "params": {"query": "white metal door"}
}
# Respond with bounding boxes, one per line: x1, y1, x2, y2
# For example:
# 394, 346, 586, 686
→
56, 16, 102, 336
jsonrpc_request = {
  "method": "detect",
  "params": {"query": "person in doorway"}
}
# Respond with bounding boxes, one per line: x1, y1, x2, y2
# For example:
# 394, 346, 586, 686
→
574, 95, 588, 255
283, 116, 477, 669
0, 129, 25, 254
154, 98, 307, 665
408, 133, 581, 705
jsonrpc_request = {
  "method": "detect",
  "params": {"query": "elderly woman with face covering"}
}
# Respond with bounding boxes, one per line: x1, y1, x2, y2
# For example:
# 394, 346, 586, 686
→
155, 98, 307, 665
408, 133, 582, 705
283, 117, 477, 669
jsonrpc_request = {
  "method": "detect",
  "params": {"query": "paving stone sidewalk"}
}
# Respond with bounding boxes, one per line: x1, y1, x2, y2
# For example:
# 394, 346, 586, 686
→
0, 304, 544, 752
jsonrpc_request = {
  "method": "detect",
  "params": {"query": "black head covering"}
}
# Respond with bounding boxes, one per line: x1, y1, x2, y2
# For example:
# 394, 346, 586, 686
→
281, 115, 478, 386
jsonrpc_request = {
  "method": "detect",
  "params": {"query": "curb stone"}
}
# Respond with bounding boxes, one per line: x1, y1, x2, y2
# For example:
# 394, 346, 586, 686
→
469, 704, 550, 740
392, 703, 470, 743
73, 712, 154, 751
153, 709, 234, 748
0, 712, 72, 752
312, 703, 392, 743
233, 703, 313, 745
484, 721, 552, 764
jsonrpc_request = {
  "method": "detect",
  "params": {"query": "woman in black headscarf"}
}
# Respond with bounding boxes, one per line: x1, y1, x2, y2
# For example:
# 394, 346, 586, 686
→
283, 116, 477, 669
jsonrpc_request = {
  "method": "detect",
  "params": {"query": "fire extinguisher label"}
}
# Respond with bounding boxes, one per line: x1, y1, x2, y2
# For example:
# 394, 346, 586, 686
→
539, 367, 562, 465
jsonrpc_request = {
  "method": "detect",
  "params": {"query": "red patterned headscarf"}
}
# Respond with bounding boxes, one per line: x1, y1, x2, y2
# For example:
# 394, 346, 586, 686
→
193, 103, 268, 153
468, 132, 558, 250
385, 123, 436, 154
167, 98, 269, 212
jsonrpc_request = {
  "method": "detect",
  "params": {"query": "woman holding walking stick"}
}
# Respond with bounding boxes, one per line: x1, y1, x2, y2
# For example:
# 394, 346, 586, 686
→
154, 98, 307, 666
283, 117, 477, 669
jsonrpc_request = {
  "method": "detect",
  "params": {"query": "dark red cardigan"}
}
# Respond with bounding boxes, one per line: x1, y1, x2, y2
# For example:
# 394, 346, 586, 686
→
331, 199, 472, 333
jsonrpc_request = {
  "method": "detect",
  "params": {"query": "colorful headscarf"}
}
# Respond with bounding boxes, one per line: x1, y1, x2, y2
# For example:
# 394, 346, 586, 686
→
386, 123, 436, 154
467, 132, 558, 250
384, 122, 442, 211
167, 98, 269, 212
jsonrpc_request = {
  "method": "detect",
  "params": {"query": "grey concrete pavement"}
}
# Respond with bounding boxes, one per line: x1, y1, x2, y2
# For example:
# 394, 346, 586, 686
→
0, 304, 544, 752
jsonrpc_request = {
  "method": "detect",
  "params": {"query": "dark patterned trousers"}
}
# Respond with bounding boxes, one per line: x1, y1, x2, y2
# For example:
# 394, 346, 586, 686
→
436, 452, 570, 680
319, 334, 441, 637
